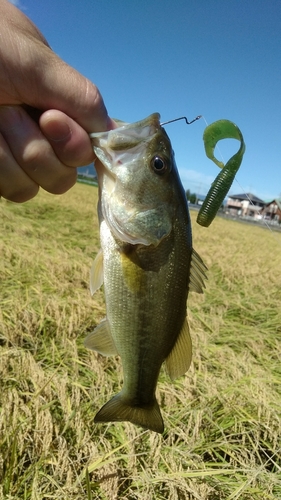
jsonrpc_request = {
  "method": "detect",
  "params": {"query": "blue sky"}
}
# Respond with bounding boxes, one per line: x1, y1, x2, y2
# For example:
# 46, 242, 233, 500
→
14, 0, 281, 200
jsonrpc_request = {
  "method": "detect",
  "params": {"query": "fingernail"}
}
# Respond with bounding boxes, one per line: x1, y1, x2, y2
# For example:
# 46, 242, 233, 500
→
43, 120, 72, 142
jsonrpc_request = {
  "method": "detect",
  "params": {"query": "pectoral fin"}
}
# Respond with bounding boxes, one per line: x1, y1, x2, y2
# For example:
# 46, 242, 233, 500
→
189, 249, 208, 293
165, 318, 192, 380
90, 249, 104, 295
84, 318, 118, 356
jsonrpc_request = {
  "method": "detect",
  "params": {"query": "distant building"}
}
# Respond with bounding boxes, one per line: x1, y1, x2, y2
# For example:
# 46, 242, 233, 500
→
225, 193, 265, 219
261, 199, 281, 223
196, 194, 206, 206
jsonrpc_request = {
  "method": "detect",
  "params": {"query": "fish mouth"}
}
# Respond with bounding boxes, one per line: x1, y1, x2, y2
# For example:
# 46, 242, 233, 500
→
90, 113, 160, 140
90, 113, 173, 247
89, 113, 161, 174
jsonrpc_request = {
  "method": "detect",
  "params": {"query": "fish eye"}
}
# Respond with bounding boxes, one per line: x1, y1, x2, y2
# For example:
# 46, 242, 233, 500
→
151, 156, 167, 175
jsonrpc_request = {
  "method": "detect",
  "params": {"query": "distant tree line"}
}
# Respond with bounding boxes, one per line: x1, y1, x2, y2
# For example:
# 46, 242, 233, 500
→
185, 189, 197, 204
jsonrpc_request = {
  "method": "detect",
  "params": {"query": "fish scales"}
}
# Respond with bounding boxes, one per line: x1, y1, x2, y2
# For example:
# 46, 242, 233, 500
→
86, 113, 207, 433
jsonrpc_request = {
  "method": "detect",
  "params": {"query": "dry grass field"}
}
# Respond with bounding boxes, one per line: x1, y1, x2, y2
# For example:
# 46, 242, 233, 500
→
0, 182, 281, 499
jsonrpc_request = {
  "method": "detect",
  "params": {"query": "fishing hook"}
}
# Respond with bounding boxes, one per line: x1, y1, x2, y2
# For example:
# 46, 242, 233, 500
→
160, 115, 202, 126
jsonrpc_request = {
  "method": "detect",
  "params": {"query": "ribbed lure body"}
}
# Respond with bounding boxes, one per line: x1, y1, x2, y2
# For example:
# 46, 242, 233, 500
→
197, 120, 246, 227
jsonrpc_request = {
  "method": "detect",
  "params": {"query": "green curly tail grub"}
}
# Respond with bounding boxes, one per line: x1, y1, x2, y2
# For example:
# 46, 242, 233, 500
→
197, 119, 246, 227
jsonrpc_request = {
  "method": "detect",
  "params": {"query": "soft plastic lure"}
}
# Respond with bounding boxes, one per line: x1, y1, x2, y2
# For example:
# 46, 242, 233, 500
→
197, 119, 246, 227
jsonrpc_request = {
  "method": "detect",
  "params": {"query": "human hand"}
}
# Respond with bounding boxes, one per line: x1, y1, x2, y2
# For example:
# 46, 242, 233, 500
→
0, 0, 115, 202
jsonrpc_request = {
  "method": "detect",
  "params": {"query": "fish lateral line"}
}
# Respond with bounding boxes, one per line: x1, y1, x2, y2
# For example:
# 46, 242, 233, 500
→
88, 112, 207, 434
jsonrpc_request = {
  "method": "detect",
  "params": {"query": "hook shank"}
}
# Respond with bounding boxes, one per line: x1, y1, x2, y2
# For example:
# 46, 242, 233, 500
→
160, 115, 202, 127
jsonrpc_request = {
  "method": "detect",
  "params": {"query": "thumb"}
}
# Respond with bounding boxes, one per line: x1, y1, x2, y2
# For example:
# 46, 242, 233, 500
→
26, 54, 112, 133
0, 0, 112, 133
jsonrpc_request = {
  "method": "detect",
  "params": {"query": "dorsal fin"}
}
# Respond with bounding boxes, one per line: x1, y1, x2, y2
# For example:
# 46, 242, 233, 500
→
189, 249, 207, 293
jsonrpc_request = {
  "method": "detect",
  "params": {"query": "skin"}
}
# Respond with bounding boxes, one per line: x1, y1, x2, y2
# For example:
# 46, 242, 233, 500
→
0, 0, 115, 202
90, 117, 194, 432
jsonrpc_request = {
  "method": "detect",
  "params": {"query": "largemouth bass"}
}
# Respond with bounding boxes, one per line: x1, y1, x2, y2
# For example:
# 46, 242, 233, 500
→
85, 113, 207, 433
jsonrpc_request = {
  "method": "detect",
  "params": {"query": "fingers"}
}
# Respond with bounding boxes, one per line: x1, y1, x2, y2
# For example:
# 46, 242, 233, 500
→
32, 61, 114, 133
0, 1, 114, 133
0, 106, 78, 202
0, 133, 39, 202
0, 0, 116, 203
39, 109, 95, 166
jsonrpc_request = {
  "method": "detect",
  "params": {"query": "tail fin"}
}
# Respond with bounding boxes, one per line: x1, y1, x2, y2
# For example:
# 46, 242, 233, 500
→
94, 393, 164, 434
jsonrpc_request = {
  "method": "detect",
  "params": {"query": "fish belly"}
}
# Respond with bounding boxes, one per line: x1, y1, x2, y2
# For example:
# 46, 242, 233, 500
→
94, 219, 191, 433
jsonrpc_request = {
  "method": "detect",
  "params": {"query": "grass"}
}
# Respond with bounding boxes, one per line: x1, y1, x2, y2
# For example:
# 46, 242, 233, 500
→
0, 182, 281, 499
